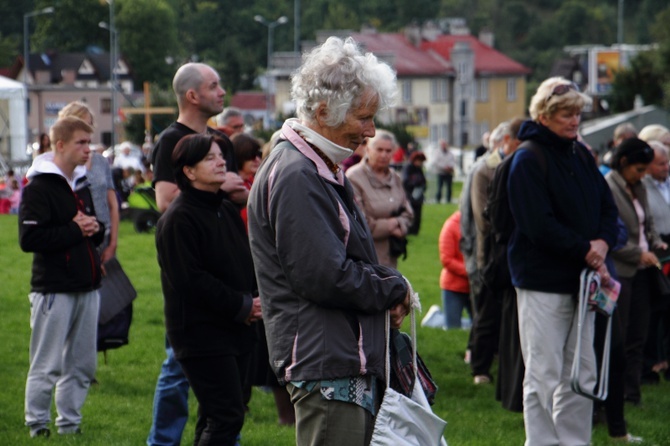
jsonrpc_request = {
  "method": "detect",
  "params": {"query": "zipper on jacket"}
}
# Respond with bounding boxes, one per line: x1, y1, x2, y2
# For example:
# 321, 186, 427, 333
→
71, 187, 99, 286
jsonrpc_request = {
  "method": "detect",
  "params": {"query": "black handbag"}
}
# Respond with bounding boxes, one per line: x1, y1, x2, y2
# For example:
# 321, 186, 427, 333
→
388, 236, 408, 260
98, 257, 137, 324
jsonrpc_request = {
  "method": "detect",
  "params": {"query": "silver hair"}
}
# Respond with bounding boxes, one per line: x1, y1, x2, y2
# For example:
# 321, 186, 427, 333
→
216, 107, 243, 127
613, 122, 637, 141
649, 140, 669, 157
291, 36, 397, 127
489, 121, 511, 147
367, 128, 397, 149
172, 63, 210, 106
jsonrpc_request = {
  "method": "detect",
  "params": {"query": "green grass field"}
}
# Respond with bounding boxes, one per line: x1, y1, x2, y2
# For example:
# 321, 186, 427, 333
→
1, 194, 669, 445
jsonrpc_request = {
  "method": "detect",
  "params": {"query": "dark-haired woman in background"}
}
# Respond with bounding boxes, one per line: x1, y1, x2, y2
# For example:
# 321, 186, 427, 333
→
155, 133, 262, 445
402, 151, 427, 235
231, 133, 262, 227
606, 138, 667, 409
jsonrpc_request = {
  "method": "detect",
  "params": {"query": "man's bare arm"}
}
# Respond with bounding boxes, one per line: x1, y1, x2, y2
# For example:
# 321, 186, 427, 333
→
156, 181, 180, 213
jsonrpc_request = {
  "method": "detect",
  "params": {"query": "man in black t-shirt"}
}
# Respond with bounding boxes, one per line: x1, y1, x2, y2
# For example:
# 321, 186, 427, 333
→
151, 63, 247, 213
147, 62, 247, 446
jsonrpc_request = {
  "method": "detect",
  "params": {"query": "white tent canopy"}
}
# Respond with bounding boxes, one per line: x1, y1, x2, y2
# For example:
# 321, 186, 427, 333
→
0, 75, 27, 163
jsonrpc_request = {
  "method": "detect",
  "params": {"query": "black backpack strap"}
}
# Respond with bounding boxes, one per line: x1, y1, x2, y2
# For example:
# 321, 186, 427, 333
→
516, 140, 547, 176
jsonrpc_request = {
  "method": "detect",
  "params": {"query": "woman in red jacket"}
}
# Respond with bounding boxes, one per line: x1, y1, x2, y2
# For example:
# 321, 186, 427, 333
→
439, 210, 472, 329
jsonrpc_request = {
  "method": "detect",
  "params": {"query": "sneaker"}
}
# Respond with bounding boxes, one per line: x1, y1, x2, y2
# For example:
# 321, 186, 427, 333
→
611, 433, 643, 443
421, 305, 445, 329
474, 375, 491, 384
30, 428, 50, 438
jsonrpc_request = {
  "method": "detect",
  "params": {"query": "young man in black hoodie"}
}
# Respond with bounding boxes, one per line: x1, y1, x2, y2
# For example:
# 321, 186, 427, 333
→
19, 116, 104, 438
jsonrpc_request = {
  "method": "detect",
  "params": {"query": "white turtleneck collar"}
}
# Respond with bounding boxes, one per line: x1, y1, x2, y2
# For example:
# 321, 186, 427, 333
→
284, 118, 353, 165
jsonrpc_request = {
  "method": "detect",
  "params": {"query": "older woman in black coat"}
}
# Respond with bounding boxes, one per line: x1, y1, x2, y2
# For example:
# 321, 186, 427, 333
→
155, 133, 262, 446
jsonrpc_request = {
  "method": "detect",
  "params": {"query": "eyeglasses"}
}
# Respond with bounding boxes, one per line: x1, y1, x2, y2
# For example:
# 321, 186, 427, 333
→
546, 82, 579, 102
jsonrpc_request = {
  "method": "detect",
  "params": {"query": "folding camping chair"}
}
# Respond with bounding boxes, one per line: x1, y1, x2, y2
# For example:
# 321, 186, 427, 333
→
570, 268, 612, 402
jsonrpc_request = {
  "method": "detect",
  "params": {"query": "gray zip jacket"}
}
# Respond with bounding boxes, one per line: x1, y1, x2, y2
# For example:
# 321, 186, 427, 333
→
248, 123, 408, 384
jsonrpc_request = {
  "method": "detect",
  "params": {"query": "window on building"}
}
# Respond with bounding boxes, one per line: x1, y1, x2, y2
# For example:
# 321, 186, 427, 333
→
101, 132, 112, 147
440, 124, 449, 142
430, 124, 451, 145
477, 79, 489, 102
101, 98, 112, 114
402, 80, 412, 104
507, 78, 517, 101
431, 79, 448, 103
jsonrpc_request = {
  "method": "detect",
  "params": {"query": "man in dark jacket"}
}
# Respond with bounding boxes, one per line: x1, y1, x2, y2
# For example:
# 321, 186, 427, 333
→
19, 116, 104, 438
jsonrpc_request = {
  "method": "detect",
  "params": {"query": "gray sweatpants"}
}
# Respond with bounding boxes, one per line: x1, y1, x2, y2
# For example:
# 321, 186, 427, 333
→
516, 289, 596, 446
25, 291, 99, 435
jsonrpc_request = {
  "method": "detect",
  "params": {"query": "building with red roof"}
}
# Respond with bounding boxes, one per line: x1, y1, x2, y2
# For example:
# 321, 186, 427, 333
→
272, 22, 530, 149
420, 32, 530, 147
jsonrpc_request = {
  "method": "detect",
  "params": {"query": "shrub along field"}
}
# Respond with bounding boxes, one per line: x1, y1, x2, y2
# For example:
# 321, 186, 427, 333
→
1, 197, 668, 445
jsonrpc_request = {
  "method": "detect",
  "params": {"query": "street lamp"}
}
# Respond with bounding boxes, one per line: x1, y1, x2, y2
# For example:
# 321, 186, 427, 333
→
617, 0, 624, 44
99, 19, 119, 150
254, 14, 288, 129
23, 6, 54, 152
99, 0, 118, 150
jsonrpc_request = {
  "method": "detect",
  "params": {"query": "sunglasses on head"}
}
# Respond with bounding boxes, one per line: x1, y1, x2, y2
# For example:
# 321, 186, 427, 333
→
546, 82, 579, 102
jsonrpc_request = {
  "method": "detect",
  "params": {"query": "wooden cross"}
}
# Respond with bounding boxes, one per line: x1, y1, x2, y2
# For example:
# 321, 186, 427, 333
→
119, 82, 176, 136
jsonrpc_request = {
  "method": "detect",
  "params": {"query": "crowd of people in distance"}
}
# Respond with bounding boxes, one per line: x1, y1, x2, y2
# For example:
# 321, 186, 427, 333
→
12, 34, 670, 446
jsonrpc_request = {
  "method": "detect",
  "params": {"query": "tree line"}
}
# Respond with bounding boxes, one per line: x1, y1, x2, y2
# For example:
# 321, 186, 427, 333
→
2, 0, 669, 120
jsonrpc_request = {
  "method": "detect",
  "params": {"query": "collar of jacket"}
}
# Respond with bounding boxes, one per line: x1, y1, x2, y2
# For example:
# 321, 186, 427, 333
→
484, 148, 503, 169
361, 160, 395, 188
280, 119, 346, 185
608, 168, 646, 199
518, 120, 577, 153
181, 186, 226, 208
283, 118, 353, 164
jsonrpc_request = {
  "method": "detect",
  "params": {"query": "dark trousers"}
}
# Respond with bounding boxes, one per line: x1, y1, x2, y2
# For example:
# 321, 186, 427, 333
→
496, 286, 523, 412
435, 173, 453, 203
595, 308, 627, 437
618, 268, 652, 404
179, 353, 251, 446
470, 280, 501, 377
408, 200, 423, 235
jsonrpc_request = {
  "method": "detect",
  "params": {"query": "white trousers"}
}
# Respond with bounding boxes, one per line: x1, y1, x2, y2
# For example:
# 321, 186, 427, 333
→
516, 289, 596, 446
25, 291, 99, 434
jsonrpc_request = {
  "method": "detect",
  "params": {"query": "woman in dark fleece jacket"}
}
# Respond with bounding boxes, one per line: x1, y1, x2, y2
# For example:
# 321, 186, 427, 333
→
155, 133, 262, 446
507, 77, 619, 446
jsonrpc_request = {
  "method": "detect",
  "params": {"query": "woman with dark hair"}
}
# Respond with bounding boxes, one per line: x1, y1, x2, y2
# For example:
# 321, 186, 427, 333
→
606, 137, 666, 409
155, 133, 262, 446
231, 133, 262, 227
401, 151, 427, 235
37, 132, 51, 156
231, 133, 262, 190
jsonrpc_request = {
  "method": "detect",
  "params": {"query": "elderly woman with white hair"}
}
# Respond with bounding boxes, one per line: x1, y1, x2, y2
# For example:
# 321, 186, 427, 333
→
638, 124, 670, 146
247, 37, 411, 446
346, 129, 414, 268
507, 77, 620, 445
